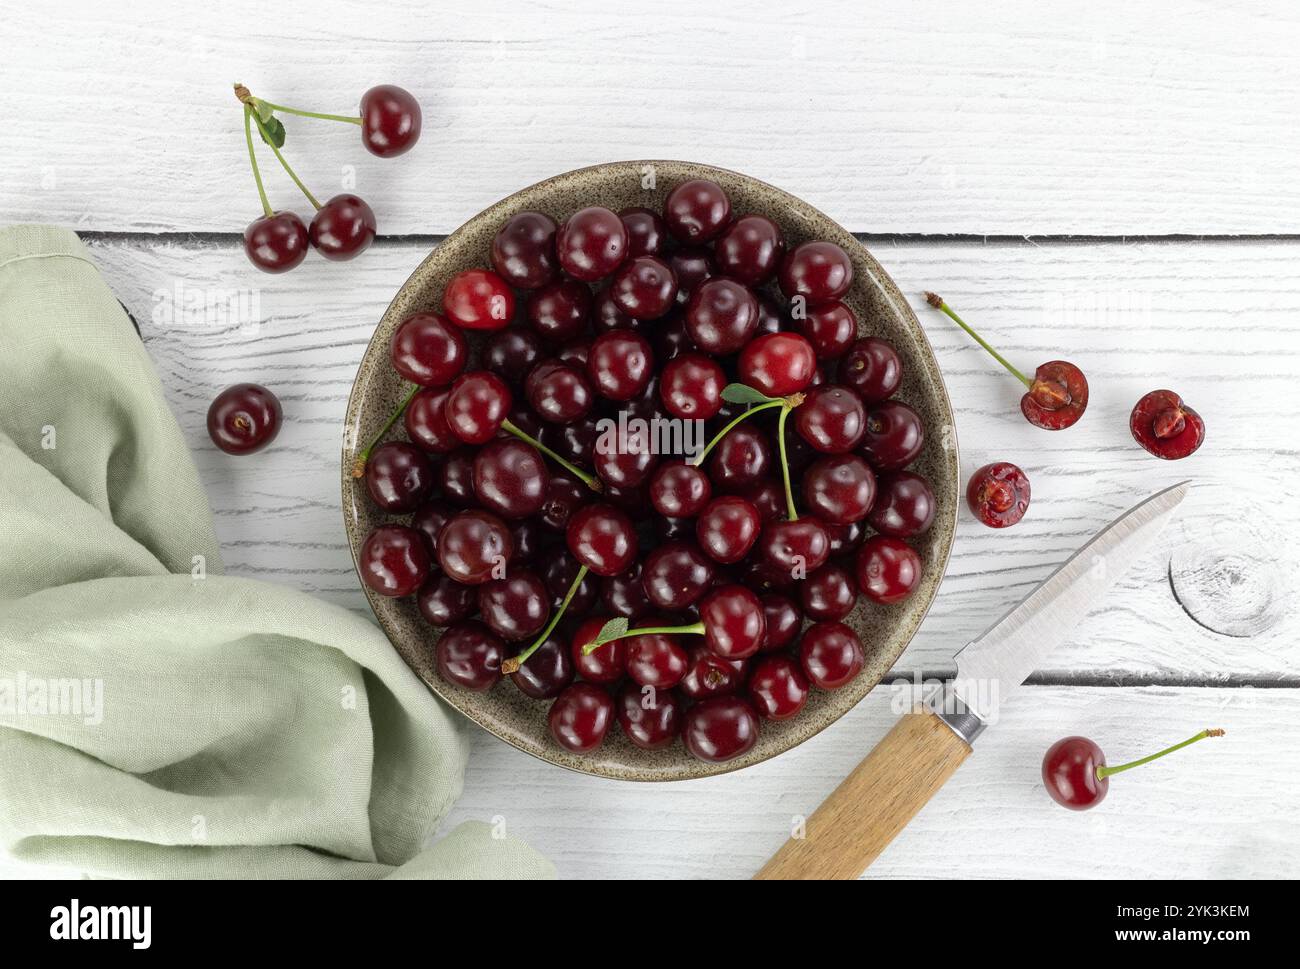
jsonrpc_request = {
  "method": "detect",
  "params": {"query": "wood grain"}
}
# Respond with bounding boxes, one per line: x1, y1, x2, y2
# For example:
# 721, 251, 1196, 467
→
2, 0, 1298, 235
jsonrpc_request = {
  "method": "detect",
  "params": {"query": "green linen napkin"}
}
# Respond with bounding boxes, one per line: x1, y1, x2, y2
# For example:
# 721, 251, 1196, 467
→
0, 225, 553, 879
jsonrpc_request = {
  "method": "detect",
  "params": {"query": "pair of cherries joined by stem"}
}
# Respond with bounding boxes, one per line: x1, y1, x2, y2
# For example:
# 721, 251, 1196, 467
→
236, 83, 422, 273
1042, 728, 1224, 810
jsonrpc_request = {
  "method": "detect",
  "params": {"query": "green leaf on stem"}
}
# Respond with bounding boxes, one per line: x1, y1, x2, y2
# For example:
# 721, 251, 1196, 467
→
258, 116, 286, 149
721, 382, 777, 405
252, 98, 275, 124
595, 616, 628, 645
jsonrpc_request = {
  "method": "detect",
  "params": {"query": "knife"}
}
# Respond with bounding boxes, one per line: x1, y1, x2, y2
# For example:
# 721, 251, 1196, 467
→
755, 481, 1190, 880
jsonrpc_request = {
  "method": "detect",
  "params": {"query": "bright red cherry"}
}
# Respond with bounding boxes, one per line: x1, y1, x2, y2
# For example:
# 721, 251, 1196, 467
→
839, 337, 903, 403
404, 387, 458, 453
1130, 389, 1205, 460
868, 471, 935, 539
566, 503, 638, 577
967, 462, 1030, 528
802, 454, 876, 525
683, 696, 759, 762
800, 564, 857, 621
570, 617, 627, 684
738, 332, 817, 397
309, 194, 376, 260
365, 441, 434, 511
556, 206, 629, 281
699, 584, 766, 659
714, 214, 785, 285
207, 383, 282, 454
798, 621, 865, 689
685, 278, 760, 355
435, 620, 504, 692
660, 352, 725, 420
696, 496, 761, 564
779, 241, 853, 305
437, 510, 513, 585
664, 179, 732, 243
445, 370, 512, 444
856, 536, 922, 604
444, 269, 515, 331
244, 212, 308, 273
492, 211, 559, 290
472, 439, 547, 519
610, 255, 677, 320
758, 519, 830, 576
390, 313, 466, 387
587, 330, 654, 401
616, 682, 681, 750
795, 385, 866, 454
548, 682, 614, 752
624, 622, 689, 689
359, 524, 430, 597
748, 655, 810, 720
359, 84, 422, 157
797, 300, 857, 360
1043, 728, 1224, 811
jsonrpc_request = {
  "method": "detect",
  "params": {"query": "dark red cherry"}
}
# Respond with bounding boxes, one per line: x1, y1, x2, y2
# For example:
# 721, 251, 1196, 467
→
365, 441, 434, 512
404, 387, 458, 453
207, 383, 282, 454
714, 214, 785, 285
359, 524, 430, 597
483, 327, 544, 386
511, 630, 575, 699
417, 573, 476, 627
1022, 360, 1089, 430
649, 460, 713, 518
510, 519, 550, 565
359, 84, 422, 157
539, 469, 587, 532
856, 535, 922, 604
685, 278, 759, 355
548, 682, 614, 752
741, 479, 785, 523
1041, 736, 1108, 810
556, 206, 629, 282
491, 211, 559, 290
526, 279, 591, 344
472, 439, 547, 519
570, 617, 627, 684
437, 450, 477, 505
557, 337, 592, 369
802, 454, 876, 525
1130, 389, 1205, 460
748, 655, 810, 721
779, 241, 853, 306
641, 541, 715, 610
800, 564, 857, 621
592, 286, 643, 334
696, 496, 761, 564
566, 503, 638, 577
390, 313, 467, 387
824, 519, 868, 558
660, 352, 725, 420
309, 194, 376, 260
683, 696, 759, 763
618, 206, 668, 258
760, 594, 802, 652
738, 332, 817, 397
755, 292, 792, 335
542, 552, 600, 613
435, 620, 504, 692
798, 621, 865, 690
796, 300, 857, 360
445, 370, 512, 444
664, 179, 732, 243
741, 558, 796, 595
679, 644, 744, 700
601, 564, 653, 620
967, 462, 1030, 528
587, 330, 654, 401
839, 337, 902, 404
616, 682, 681, 750
795, 385, 866, 453
525, 359, 594, 423
437, 509, 513, 585
858, 400, 924, 471
699, 584, 766, 659
868, 471, 935, 539
758, 518, 831, 576
540, 417, 599, 469
593, 438, 658, 489
610, 255, 677, 320
707, 424, 771, 491
243, 212, 308, 273
443, 268, 515, 331
624, 622, 689, 689
667, 248, 716, 308
411, 500, 454, 560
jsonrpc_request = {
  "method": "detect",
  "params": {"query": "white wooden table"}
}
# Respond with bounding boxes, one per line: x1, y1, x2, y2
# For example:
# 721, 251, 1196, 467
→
4, 0, 1298, 879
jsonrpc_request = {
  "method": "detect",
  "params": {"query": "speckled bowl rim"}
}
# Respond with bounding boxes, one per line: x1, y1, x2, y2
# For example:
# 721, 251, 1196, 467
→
342, 160, 958, 781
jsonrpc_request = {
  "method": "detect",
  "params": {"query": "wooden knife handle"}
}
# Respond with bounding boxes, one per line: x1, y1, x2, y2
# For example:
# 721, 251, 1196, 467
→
754, 709, 971, 880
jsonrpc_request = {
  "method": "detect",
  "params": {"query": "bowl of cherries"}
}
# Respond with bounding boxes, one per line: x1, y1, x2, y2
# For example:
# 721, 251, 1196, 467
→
342, 161, 959, 780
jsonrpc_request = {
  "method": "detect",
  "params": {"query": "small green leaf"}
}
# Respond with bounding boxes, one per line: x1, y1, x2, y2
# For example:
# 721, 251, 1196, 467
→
258, 116, 286, 149
596, 617, 628, 644
721, 382, 777, 405
252, 98, 275, 124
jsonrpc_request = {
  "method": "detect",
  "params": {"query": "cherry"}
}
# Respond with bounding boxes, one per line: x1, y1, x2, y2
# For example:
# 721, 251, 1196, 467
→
699, 584, 766, 659
967, 461, 1030, 528
592, 286, 642, 333
679, 644, 744, 700
443, 268, 515, 331
593, 438, 658, 489
558, 338, 592, 369
541, 420, 598, 471
610, 255, 677, 320
824, 519, 867, 557
667, 248, 716, 308
445, 371, 512, 444
541, 552, 599, 614
798, 621, 865, 690
685, 278, 759, 354
492, 211, 559, 289
1130, 389, 1205, 460
758, 519, 830, 576
755, 292, 792, 334
624, 622, 689, 689
390, 313, 467, 387
438, 450, 477, 505
570, 617, 627, 684
483, 327, 543, 386
925, 293, 1088, 430
796, 301, 857, 360
435, 620, 504, 692
556, 206, 629, 281
617, 682, 681, 750
748, 655, 810, 721
660, 352, 725, 420
742, 479, 785, 523
664, 179, 732, 243
649, 460, 713, 518
309, 194, 376, 260
802, 454, 876, 525
683, 696, 759, 762
601, 564, 653, 620
472, 439, 547, 519
244, 212, 308, 273
738, 332, 817, 397
417, 573, 477, 627
1042, 728, 1223, 811
207, 383, 282, 454
566, 503, 638, 577
795, 385, 866, 454
696, 496, 761, 564
365, 441, 434, 511
800, 563, 857, 621
548, 682, 614, 752
856, 535, 922, 604
742, 559, 796, 595
779, 241, 853, 305
510, 519, 550, 564
858, 400, 924, 471
707, 424, 771, 491
525, 360, 594, 423
359, 84, 422, 157
411, 500, 454, 560
619, 206, 668, 257
587, 330, 654, 401
526, 279, 592, 344
839, 337, 903, 403
714, 214, 785, 285
641, 541, 716, 610
511, 630, 575, 699
359, 524, 430, 597
437, 509, 512, 585
760, 594, 802, 652
868, 471, 936, 538
540, 469, 587, 532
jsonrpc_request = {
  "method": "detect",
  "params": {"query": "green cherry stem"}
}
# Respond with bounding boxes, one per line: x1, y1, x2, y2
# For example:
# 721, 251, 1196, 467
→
777, 403, 799, 521
248, 111, 323, 211
502, 565, 590, 674
501, 419, 602, 492
582, 621, 705, 656
243, 106, 273, 219
688, 399, 785, 467
253, 99, 363, 126
351, 384, 419, 478
1096, 728, 1225, 781
924, 291, 1033, 389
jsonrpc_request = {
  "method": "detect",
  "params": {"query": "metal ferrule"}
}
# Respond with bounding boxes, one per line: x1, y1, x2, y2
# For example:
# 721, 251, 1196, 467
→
926, 682, 987, 746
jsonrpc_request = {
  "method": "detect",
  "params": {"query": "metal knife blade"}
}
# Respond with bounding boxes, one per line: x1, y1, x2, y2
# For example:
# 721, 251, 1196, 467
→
948, 481, 1190, 733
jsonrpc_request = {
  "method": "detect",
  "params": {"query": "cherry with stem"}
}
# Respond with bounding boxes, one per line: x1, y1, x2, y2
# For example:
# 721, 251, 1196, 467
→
501, 564, 590, 674
1042, 727, 1225, 811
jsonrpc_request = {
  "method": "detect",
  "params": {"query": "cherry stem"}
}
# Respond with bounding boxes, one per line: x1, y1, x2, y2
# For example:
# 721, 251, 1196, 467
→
351, 384, 419, 477
248, 110, 323, 211
777, 403, 799, 521
501, 565, 590, 674
1096, 728, 1225, 780
501, 419, 602, 492
253, 98, 363, 126
242, 106, 273, 219
924, 292, 1033, 389
582, 620, 706, 655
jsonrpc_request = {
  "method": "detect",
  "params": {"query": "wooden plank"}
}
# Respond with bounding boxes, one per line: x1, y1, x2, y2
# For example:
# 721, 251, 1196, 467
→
3, 0, 1299, 235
